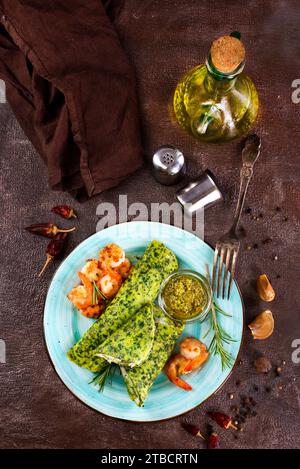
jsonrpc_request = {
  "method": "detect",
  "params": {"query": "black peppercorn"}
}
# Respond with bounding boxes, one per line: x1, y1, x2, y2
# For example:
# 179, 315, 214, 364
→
242, 396, 251, 405
262, 237, 272, 245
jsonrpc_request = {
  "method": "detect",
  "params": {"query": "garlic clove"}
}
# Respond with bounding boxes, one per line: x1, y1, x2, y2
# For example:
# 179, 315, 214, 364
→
248, 310, 274, 340
257, 274, 275, 302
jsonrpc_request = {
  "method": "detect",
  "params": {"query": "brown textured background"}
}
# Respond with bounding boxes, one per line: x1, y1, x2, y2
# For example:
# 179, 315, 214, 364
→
0, 0, 300, 449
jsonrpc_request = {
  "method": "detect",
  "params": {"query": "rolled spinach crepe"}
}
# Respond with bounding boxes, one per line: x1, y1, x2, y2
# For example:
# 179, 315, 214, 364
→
121, 306, 184, 407
94, 304, 155, 368
68, 241, 178, 371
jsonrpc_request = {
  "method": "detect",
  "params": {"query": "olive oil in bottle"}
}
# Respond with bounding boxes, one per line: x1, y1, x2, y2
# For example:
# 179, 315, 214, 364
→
173, 33, 259, 143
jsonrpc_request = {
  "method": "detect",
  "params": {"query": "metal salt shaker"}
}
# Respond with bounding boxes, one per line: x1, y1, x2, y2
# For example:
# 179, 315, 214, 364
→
176, 170, 223, 213
152, 145, 186, 185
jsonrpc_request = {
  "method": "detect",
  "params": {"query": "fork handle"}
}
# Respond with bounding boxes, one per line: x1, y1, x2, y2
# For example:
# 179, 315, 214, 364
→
230, 165, 253, 234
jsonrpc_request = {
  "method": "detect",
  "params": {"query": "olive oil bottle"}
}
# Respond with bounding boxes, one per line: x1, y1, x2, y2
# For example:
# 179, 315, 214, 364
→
173, 33, 259, 143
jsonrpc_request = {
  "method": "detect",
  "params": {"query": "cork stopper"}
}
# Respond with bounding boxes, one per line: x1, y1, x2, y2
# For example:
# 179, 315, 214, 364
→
210, 35, 245, 73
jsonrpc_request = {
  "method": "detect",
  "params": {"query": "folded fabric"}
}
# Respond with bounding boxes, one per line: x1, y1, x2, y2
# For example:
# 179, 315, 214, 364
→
67, 241, 178, 372
0, 0, 143, 198
121, 306, 184, 407
94, 304, 155, 368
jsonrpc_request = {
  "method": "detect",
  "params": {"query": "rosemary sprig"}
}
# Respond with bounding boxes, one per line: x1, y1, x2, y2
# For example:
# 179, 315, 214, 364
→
89, 362, 117, 392
93, 281, 108, 303
92, 283, 97, 306
204, 264, 236, 370
213, 301, 232, 317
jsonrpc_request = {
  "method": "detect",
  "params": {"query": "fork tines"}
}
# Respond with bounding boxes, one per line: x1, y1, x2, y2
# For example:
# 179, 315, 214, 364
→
212, 242, 240, 299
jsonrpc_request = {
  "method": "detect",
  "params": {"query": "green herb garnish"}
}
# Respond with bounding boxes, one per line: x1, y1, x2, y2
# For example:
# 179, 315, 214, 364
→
92, 283, 97, 306
89, 362, 117, 392
204, 264, 236, 370
93, 281, 108, 304
213, 301, 232, 317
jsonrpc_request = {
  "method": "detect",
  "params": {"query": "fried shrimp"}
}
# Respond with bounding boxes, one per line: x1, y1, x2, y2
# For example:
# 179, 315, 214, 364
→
79, 303, 105, 319
68, 243, 127, 318
116, 258, 132, 279
81, 259, 102, 283
98, 269, 122, 298
67, 272, 94, 310
180, 337, 207, 360
68, 272, 106, 318
165, 337, 209, 391
99, 243, 125, 269
164, 354, 193, 391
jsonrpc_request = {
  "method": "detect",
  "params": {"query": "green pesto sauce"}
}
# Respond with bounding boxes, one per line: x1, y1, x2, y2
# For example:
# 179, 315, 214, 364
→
163, 275, 208, 319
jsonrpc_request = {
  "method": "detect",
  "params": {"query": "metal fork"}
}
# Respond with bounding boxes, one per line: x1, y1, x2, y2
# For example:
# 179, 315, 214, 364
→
212, 134, 261, 299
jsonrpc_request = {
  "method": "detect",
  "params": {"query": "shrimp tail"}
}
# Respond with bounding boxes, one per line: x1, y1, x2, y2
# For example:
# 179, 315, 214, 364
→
165, 354, 193, 391
173, 377, 193, 391
78, 272, 92, 291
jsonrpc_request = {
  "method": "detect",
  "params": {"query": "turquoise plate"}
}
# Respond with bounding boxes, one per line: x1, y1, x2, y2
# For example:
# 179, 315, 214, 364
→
44, 221, 244, 421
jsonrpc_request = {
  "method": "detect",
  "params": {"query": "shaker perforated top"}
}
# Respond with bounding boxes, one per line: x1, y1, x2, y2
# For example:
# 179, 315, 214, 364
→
152, 145, 186, 185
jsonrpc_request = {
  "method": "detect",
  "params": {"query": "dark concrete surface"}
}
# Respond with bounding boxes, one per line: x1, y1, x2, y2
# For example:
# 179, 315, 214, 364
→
0, 0, 300, 449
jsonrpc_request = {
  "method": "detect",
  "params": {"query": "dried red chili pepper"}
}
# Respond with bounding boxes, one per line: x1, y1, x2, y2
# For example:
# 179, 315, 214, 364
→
207, 411, 237, 430
207, 432, 219, 449
38, 233, 68, 277
51, 205, 77, 219
181, 422, 205, 439
25, 223, 75, 239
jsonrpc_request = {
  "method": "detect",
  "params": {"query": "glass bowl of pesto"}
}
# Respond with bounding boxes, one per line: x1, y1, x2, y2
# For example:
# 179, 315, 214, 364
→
158, 269, 212, 323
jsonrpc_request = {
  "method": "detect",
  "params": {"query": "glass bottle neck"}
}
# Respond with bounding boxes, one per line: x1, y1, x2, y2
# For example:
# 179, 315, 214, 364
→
204, 53, 244, 94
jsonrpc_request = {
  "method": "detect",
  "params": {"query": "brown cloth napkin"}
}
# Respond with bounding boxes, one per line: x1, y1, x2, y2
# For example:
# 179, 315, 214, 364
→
0, 0, 143, 198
